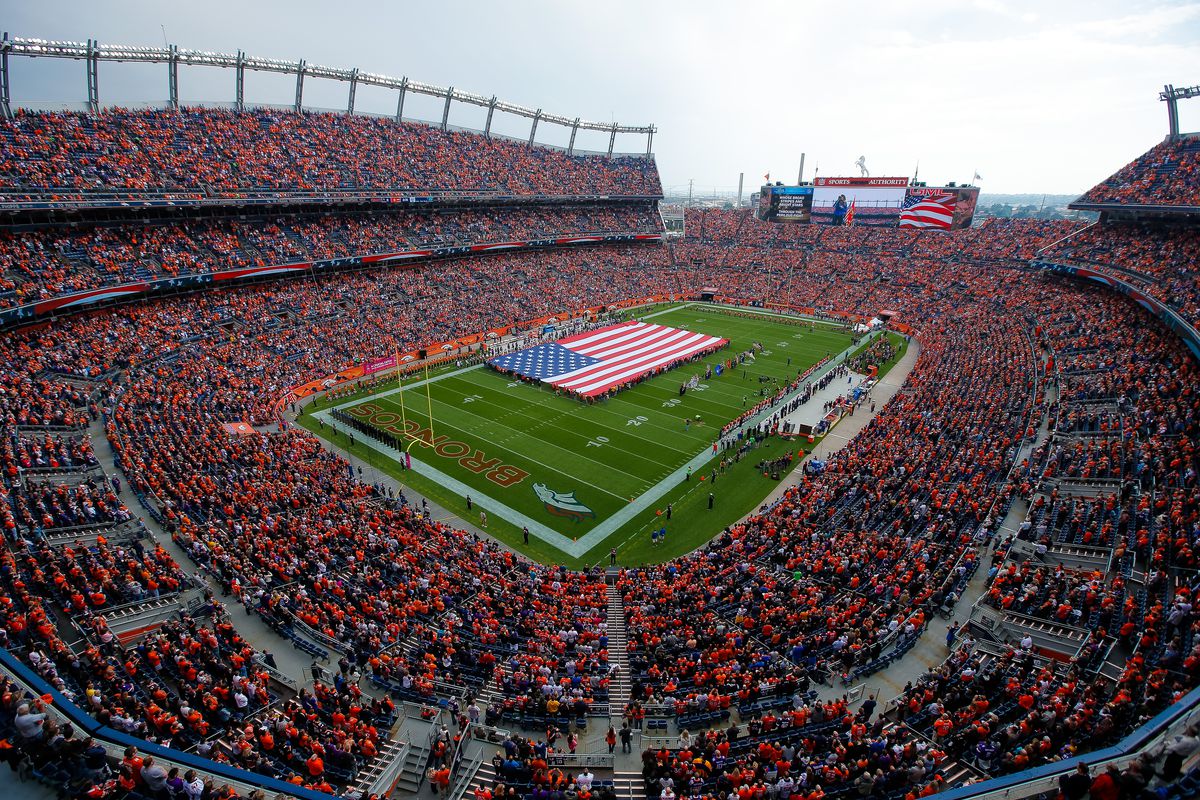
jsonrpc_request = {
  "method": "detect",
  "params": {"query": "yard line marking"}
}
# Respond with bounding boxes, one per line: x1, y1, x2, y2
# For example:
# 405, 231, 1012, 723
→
414, 391, 660, 492
638, 302, 696, 320
312, 323, 875, 559
369, 395, 631, 504
449, 372, 698, 450
429, 377, 693, 466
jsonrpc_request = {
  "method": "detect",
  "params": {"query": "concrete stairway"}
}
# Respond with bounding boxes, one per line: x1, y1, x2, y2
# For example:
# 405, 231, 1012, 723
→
612, 767, 646, 800
605, 584, 632, 716
465, 759, 497, 800
384, 738, 432, 798
351, 736, 415, 798
880, 719, 981, 788
475, 671, 506, 710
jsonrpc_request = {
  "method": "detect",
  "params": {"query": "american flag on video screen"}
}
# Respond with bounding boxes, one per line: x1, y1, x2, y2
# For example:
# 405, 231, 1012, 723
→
490, 321, 727, 398
899, 193, 956, 229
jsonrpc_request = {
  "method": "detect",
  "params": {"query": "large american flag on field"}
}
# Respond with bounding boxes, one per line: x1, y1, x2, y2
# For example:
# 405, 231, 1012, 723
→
489, 321, 728, 398
899, 192, 956, 229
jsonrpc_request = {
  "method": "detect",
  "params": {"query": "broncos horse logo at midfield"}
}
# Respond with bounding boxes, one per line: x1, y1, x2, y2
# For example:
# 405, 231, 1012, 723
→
532, 483, 595, 522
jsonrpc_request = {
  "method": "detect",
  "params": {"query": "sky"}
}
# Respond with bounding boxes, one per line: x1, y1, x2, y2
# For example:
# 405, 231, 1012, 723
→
5, 0, 1200, 196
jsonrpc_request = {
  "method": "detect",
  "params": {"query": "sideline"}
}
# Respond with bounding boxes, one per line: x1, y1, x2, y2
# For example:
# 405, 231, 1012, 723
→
311, 331, 880, 559
743, 337, 921, 518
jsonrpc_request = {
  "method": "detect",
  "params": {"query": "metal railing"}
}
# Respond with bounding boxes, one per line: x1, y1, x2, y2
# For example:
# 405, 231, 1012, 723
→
0, 646, 334, 799
545, 752, 617, 769
449, 748, 484, 800
0, 35, 655, 155
253, 653, 300, 691
364, 738, 412, 799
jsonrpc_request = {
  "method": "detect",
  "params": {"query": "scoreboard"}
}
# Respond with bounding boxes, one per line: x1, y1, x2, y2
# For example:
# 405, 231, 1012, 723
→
758, 177, 979, 230
812, 176, 909, 225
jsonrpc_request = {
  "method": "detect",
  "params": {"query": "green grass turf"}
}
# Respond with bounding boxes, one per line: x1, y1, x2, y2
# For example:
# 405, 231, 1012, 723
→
299, 304, 861, 568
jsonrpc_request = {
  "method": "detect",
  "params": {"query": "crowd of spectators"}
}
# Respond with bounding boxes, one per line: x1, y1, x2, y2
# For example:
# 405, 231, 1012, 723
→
0, 108, 662, 200
0, 519, 389, 792
632, 697, 961, 800
0, 215, 1030, 798
1038, 221, 1200, 329
615, 263, 1032, 739
0, 170, 1194, 800
5, 430, 97, 473
0, 243, 684, 424
681, 207, 1078, 264
8, 478, 132, 533
983, 562, 1123, 628
0, 204, 661, 307
0, 202, 1075, 321
478, 731, 620, 800
6, 537, 188, 611
894, 283, 1200, 784
1018, 493, 1129, 550
0, 370, 91, 428
1077, 137, 1200, 207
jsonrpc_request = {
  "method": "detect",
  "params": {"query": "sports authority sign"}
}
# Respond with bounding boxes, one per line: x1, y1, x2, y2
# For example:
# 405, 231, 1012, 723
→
813, 177, 910, 187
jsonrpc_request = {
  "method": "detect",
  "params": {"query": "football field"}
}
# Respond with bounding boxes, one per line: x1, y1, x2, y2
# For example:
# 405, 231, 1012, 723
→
304, 303, 867, 567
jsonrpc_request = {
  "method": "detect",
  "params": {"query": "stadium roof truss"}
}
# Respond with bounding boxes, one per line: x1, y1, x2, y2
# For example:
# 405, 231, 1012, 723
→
0, 34, 656, 157
1161, 83, 1200, 139
1067, 83, 1200, 216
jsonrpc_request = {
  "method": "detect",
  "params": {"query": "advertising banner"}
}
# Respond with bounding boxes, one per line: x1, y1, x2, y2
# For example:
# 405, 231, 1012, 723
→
362, 355, 399, 375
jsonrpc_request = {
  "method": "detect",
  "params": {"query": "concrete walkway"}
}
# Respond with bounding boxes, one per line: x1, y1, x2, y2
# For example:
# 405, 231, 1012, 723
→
85, 415, 325, 689
750, 337, 922, 513
777, 369, 869, 431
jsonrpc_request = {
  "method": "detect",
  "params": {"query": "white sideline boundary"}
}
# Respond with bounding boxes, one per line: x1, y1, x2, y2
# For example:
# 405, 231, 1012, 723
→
310, 310, 874, 558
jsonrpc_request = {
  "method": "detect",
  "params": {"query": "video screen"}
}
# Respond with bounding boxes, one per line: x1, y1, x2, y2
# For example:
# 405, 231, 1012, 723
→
756, 179, 979, 230
811, 177, 909, 226
899, 186, 980, 230
758, 185, 813, 223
